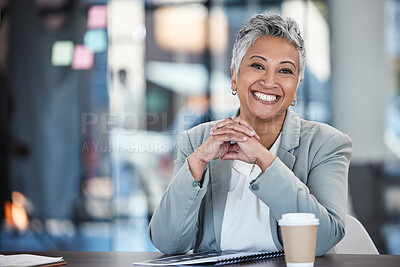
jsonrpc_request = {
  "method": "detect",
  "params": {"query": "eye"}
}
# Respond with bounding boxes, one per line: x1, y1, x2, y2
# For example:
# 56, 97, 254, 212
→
251, 63, 264, 70
280, 68, 294, 75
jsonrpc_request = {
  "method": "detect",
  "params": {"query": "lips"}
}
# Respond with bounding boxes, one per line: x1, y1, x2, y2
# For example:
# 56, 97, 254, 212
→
252, 91, 280, 104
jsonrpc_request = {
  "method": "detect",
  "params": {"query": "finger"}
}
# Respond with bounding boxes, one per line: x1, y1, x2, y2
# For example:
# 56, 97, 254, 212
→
214, 133, 249, 143
234, 117, 260, 139
210, 122, 256, 137
233, 116, 254, 131
210, 118, 234, 132
221, 151, 241, 161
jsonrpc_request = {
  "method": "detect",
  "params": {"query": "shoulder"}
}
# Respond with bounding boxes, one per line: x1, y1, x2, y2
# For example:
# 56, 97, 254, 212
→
297, 118, 352, 162
283, 109, 352, 149
299, 118, 352, 146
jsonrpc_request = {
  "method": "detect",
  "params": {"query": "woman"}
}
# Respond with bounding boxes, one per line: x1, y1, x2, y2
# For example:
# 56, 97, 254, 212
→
148, 11, 352, 256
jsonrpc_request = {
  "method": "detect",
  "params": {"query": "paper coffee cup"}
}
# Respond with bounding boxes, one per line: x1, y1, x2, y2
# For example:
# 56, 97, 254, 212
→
278, 213, 319, 267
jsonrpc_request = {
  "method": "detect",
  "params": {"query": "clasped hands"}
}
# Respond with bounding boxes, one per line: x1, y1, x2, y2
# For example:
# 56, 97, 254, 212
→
187, 117, 276, 181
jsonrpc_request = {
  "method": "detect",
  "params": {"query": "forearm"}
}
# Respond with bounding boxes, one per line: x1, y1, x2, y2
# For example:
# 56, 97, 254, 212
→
149, 158, 209, 254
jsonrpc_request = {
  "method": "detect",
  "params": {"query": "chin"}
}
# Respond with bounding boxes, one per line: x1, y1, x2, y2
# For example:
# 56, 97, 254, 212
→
251, 110, 286, 122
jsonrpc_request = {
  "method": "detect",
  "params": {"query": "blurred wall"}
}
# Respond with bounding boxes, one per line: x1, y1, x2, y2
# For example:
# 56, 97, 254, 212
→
329, 0, 388, 251
330, 0, 387, 164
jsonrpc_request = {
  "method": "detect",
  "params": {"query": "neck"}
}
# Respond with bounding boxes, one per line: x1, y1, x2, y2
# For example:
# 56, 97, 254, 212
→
242, 111, 286, 149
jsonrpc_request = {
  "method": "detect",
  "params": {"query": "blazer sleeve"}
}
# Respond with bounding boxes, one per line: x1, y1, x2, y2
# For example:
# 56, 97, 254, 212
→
249, 132, 352, 256
148, 131, 210, 254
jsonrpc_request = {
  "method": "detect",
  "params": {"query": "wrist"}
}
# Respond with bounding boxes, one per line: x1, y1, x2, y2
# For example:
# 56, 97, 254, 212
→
188, 153, 207, 182
256, 150, 276, 173
191, 149, 208, 166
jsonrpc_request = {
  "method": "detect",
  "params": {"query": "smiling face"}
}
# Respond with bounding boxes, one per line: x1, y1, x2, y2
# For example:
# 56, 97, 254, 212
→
232, 36, 300, 126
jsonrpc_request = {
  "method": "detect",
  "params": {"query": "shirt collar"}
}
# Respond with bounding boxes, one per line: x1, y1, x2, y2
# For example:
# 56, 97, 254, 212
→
232, 160, 254, 177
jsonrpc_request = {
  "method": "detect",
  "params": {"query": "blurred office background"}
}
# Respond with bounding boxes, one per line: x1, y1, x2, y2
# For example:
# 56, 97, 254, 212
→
0, 0, 400, 254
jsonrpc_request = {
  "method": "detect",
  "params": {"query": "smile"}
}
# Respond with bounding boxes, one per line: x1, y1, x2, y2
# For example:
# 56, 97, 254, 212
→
252, 91, 280, 104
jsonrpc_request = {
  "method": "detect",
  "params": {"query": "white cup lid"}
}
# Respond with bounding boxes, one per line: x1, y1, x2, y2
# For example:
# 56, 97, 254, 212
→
278, 213, 319, 226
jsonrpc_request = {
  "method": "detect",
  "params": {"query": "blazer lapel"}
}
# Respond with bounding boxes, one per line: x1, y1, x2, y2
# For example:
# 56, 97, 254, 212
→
210, 158, 232, 250
277, 148, 296, 170
277, 108, 301, 170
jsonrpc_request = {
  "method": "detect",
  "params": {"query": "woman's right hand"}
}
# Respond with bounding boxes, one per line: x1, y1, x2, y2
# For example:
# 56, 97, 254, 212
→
187, 117, 259, 181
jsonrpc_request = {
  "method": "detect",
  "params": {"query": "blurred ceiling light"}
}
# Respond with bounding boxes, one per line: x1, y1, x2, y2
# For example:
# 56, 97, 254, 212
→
83, 177, 113, 199
154, 4, 207, 54
282, 0, 331, 82
208, 7, 228, 54
146, 61, 208, 95
45, 219, 76, 237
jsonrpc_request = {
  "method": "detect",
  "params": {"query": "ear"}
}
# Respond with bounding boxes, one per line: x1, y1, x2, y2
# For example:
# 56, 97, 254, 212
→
231, 68, 237, 89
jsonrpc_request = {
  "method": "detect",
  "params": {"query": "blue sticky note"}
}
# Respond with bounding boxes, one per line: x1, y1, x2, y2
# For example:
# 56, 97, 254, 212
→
84, 29, 107, 53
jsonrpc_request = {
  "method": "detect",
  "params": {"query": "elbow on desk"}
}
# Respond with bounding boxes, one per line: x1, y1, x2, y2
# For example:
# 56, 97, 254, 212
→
150, 240, 189, 255
315, 223, 345, 257
148, 226, 171, 254
148, 226, 190, 255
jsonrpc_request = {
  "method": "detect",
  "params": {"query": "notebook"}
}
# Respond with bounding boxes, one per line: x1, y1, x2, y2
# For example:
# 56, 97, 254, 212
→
133, 250, 284, 266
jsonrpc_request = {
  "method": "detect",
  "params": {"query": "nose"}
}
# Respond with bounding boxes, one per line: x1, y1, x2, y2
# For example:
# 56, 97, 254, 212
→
259, 70, 277, 89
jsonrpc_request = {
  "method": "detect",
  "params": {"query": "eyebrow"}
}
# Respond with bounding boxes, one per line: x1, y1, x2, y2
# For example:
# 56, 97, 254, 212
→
249, 55, 297, 69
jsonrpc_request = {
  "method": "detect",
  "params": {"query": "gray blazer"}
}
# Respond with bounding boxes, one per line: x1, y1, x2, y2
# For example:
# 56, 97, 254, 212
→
149, 109, 352, 256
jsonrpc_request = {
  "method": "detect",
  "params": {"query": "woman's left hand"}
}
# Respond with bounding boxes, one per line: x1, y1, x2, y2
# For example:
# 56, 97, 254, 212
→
209, 117, 276, 172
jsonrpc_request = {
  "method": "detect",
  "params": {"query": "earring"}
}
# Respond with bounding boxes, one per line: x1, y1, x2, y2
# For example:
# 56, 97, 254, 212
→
232, 88, 237, 95
291, 100, 297, 106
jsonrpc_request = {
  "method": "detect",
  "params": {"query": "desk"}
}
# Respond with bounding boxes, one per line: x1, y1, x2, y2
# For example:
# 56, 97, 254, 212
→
3, 252, 400, 267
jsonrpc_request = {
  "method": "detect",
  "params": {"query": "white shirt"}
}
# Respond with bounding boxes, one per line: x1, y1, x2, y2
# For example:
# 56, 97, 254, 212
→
220, 133, 282, 251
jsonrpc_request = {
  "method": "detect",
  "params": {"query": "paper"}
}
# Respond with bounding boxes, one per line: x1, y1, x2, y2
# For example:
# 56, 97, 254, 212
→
51, 41, 74, 66
72, 45, 94, 70
84, 29, 107, 53
0, 254, 65, 267
87, 5, 107, 29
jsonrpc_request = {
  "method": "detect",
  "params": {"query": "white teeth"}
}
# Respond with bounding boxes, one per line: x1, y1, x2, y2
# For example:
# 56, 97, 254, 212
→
254, 92, 277, 102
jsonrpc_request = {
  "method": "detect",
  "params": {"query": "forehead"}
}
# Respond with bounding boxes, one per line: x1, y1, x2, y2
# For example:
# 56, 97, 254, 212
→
244, 36, 299, 64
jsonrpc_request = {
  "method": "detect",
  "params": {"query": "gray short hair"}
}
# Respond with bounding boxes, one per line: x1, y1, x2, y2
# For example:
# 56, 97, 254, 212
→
231, 11, 306, 82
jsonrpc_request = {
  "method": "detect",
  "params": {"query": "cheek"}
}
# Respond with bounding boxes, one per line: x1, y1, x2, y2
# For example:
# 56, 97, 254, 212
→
282, 80, 298, 96
237, 73, 259, 92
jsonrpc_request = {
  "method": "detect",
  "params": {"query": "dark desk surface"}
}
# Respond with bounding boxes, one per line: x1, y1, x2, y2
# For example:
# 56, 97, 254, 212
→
3, 252, 400, 267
